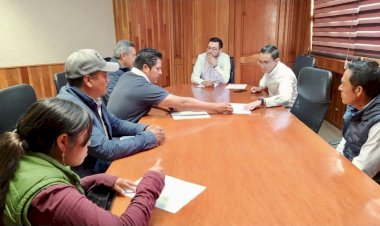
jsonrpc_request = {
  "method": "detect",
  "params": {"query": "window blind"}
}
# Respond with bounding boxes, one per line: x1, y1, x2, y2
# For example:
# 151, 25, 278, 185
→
313, 0, 380, 59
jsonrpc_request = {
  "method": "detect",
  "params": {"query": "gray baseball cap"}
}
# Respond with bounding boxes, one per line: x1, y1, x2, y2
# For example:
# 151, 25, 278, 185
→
65, 49, 119, 79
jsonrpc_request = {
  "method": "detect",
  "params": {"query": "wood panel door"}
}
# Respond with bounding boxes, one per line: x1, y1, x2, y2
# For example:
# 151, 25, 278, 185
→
171, 0, 234, 86
234, 0, 280, 85
233, 0, 311, 85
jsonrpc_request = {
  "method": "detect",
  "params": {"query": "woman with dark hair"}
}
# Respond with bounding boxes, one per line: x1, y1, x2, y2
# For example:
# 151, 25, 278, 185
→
0, 98, 164, 226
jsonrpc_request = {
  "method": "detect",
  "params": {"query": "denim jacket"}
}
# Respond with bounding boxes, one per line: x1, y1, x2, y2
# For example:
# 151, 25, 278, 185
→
57, 86, 157, 176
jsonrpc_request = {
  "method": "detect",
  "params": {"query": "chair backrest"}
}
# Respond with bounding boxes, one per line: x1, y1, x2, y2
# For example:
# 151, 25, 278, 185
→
290, 67, 332, 133
0, 84, 37, 133
54, 72, 68, 94
229, 57, 234, 83
292, 55, 316, 79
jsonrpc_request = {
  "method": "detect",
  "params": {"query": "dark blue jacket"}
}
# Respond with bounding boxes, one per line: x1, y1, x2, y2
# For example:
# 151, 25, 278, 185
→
57, 86, 157, 176
343, 95, 380, 161
103, 57, 129, 105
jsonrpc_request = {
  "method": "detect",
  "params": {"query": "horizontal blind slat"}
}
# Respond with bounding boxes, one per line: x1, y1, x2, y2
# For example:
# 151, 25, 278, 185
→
314, 8, 358, 18
314, 0, 358, 10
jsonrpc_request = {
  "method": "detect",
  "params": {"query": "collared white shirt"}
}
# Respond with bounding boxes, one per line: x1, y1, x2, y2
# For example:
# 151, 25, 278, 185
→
131, 67, 150, 83
95, 97, 109, 137
259, 61, 298, 108
191, 52, 231, 84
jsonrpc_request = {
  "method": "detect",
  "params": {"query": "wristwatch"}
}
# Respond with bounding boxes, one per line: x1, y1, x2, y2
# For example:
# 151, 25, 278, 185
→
259, 98, 265, 106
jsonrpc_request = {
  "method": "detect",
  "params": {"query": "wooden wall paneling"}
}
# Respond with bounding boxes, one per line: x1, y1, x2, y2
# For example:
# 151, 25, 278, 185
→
0, 64, 64, 99
277, 0, 311, 67
233, 0, 242, 83
113, 0, 172, 86
28, 67, 44, 99
235, 0, 279, 84
0, 68, 22, 89
27, 64, 65, 99
227, 0, 235, 56
182, 0, 194, 85
276, 0, 289, 63
325, 72, 345, 129
293, 0, 312, 58
162, 0, 173, 87
112, 0, 131, 41
172, 0, 185, 85
240, 64, 263, 86
315, 56, 346, 75
241, 0, 279, 56
192, 0, 230, 57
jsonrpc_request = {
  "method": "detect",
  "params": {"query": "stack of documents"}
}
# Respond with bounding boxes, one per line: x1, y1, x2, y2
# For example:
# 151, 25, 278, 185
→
171, 111, 211, 120
126, 176, 206, 213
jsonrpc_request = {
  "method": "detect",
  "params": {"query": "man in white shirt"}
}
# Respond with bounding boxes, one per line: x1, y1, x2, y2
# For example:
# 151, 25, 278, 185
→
191, 37, 231, 87
245, 45, 298, 110
335, 60, 380, 182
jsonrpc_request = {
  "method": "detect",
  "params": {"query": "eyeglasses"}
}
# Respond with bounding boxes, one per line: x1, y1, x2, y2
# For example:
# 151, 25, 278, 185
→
207, 46, 219, 51
256, 59, 275, 66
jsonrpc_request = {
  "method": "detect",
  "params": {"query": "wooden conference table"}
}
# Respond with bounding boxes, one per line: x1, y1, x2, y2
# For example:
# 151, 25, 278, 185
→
108, 84, 380, 225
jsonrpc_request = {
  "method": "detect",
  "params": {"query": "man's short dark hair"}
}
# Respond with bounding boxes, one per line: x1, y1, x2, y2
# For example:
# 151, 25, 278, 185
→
67, 77, 83, 87
209, 37, 223, 49
67, 71, 98, 88
134, 48, 163, 70
347, 60, 380, 99
260, 45, 279, 60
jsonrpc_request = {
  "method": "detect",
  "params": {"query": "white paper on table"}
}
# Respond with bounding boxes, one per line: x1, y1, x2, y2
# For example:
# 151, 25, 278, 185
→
171, 111, 211, 120
126, 175, 206, 213
225, 84, 247, 90
231, 103, 251, 114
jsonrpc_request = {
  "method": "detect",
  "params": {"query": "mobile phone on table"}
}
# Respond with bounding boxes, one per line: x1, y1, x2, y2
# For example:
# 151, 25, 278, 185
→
233, 89, 247, 93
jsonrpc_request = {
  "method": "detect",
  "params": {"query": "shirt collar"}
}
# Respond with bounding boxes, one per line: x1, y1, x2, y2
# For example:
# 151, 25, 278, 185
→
264, 61, 280, 77
362, 97, 376, 110
95, 97, 103, 107
131, 67, 150, 83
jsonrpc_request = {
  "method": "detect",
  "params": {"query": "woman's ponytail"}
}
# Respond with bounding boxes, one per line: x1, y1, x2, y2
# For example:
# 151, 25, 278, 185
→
0, 131, 25, 222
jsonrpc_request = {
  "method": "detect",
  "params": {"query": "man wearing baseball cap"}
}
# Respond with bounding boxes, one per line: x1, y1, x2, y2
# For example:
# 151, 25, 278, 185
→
58, 49, 165, 177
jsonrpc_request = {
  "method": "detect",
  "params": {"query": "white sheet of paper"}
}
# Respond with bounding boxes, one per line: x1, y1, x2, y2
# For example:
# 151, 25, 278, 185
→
225, 84, 247, 90
231, 103, 251, 114
171, 111, 211, 120
126, 176, 206, 213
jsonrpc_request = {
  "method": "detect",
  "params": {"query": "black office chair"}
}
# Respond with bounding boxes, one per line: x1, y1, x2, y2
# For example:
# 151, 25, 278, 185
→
229, 57, 234, 83
290, 67, 332, 133
54, 72, 67, 94
292, 55, 315, 79
0, 84, 37, 133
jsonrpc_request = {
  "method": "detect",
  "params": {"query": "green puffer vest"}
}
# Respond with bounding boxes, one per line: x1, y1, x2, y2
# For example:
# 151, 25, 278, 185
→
3, 152, 84, 226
